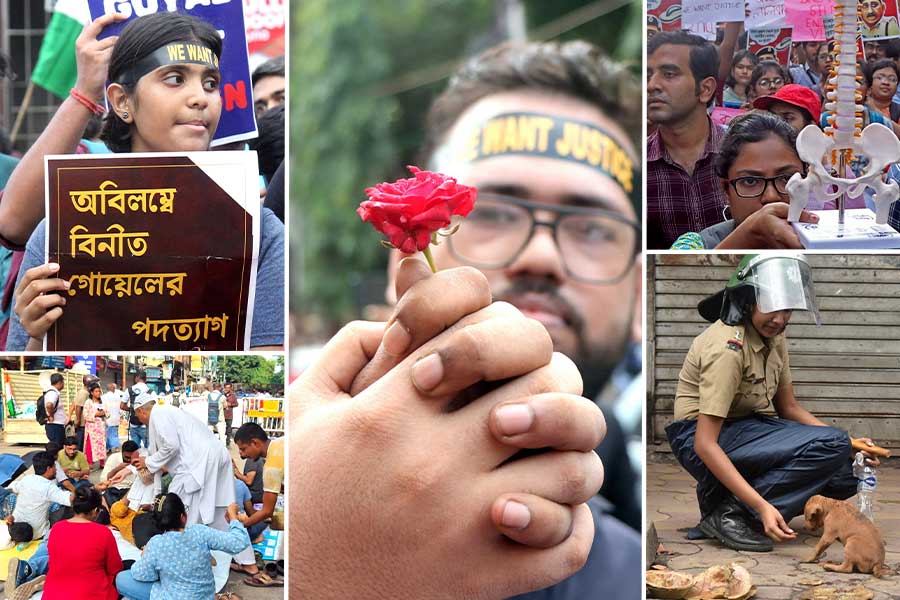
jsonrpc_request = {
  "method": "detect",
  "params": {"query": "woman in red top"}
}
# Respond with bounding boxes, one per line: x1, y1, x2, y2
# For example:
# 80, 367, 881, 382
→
43, 486, 123, 599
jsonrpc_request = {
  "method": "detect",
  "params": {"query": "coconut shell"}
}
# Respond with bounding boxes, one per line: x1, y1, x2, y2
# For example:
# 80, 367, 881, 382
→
646, 569, 695, 599
685, 563, 753, 600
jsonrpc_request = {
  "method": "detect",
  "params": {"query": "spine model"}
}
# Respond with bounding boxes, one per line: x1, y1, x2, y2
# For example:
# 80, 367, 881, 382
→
786, 0, 900, 225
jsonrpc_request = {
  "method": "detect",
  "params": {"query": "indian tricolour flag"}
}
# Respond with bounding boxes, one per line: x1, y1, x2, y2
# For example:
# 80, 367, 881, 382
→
32, 0, 91, 99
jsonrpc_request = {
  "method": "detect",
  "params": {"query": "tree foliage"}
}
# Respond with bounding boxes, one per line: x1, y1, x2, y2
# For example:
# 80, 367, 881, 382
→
219, 355, 282, 388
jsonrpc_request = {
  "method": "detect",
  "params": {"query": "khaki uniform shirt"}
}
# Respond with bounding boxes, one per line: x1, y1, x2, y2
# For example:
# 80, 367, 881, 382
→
674, 320, 791, 421
71, 389, 88, 427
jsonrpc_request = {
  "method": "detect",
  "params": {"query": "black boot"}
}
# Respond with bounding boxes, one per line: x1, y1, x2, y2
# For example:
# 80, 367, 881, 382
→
699, 497, 774, 552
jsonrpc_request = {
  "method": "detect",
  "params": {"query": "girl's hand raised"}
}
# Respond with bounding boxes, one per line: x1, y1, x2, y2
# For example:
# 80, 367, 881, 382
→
74, 12, 127, 102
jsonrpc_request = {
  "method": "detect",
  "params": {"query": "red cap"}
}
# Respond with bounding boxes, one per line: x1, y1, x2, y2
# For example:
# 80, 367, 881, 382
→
752, 84, 822, 124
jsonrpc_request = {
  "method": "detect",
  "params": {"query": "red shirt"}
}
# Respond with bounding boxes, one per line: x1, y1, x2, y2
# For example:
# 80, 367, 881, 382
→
43, 520, 123, 600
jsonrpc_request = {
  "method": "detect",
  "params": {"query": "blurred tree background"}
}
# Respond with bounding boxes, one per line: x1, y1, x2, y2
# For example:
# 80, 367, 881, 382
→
290, 0, 641, 347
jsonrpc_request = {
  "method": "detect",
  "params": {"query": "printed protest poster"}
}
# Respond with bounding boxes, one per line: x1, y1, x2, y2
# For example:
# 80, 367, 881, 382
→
88, 0, 258, 145
747, 0, 787, 29
859, 0, 900, 40
785, 0, 832, 41
245, 0, 285, 63
647, 0, 683, 31
747, 27, 793, 65
682, 0, 744, 25
45, 151, 260, 351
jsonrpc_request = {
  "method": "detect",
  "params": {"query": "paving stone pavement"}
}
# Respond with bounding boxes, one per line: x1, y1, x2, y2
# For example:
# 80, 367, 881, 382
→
648, 455, 900, 599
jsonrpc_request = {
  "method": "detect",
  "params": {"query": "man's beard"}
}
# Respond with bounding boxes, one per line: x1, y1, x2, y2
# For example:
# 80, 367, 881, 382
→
495, 276, 632, 399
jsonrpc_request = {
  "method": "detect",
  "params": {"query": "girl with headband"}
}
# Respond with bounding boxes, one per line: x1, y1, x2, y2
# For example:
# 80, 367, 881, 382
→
3, 12, 284, 350
115, 493, 250, 600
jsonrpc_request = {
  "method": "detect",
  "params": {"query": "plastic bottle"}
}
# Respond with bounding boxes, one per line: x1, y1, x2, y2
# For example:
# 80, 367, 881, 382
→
852, 451, 877, 521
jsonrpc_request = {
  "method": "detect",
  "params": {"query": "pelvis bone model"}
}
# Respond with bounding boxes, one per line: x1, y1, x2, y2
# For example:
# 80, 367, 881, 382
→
786, 0, 900, 224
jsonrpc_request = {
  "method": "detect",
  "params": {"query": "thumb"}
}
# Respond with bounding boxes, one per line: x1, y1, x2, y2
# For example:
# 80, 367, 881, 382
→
292, 321, 385, 404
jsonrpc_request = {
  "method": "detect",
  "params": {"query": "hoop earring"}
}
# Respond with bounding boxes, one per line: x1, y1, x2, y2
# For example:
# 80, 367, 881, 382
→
722, 204, 732, 221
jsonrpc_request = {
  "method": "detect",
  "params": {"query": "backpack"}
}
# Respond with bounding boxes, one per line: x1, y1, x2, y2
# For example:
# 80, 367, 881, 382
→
128, 385, 142, 426
36, 390, 54, 426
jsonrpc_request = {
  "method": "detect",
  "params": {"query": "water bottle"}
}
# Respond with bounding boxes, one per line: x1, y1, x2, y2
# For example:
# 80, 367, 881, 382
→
852, 451, 877, 521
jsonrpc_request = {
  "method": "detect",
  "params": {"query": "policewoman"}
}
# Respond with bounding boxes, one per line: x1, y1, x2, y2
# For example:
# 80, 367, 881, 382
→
666, 254, 876, 552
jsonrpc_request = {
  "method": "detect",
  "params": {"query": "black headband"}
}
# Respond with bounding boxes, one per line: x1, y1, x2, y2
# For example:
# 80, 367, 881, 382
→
115, 41, 220, 86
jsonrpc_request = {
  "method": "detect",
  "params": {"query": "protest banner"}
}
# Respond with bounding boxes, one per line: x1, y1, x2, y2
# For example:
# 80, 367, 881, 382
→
45, 151, 260, 351
648, 0, 683, 31
89, 0, 257, 146
747, 0, 787, 29
747, 27, 793, 65
682, 0, 744, 25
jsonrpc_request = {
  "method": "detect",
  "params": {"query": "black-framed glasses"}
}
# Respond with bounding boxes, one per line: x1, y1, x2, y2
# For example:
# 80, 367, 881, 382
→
447, 193, 640, 284
728, 173, 800, 198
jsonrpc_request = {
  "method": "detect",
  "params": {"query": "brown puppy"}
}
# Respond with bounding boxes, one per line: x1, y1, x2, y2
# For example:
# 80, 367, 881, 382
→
802, 495, 887, 577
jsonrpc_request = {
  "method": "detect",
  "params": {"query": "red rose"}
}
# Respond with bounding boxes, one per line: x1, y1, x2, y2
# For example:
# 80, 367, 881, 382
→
358, 166, 477, 254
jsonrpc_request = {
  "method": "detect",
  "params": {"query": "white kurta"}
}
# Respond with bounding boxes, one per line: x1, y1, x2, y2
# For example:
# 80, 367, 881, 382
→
145, 404, 235, 525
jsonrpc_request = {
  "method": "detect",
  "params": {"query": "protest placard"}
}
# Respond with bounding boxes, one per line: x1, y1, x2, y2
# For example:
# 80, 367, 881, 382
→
858, 0, 900, 40
245, 0, 285, 60
88, 0, 257, 145
45, 151, 260, 351
784, 0, 832, 41
747, 27, 793, 65
682, 0, 744, 25
747, 0, 787, 29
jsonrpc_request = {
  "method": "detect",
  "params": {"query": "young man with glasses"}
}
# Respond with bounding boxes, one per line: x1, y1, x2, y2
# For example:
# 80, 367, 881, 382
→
647, 31, 729, 249
291, 41, 642, 599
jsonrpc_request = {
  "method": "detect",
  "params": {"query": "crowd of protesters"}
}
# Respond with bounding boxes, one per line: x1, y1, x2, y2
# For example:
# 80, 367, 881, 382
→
647, 23, 900, 249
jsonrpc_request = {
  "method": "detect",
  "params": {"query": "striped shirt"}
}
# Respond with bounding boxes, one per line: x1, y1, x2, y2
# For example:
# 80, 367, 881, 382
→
647, 116, 728, 249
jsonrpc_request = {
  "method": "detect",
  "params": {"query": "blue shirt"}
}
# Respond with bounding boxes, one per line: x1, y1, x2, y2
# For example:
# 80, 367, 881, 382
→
6, 207, 284, 350
130, 520, 250, 600
234, 478, 251, 508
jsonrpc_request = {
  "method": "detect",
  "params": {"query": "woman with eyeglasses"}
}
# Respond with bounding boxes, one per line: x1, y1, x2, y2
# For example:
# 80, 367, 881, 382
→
670, 112, 817, 249
746, 61, 791, 105
866, 59, 900, 122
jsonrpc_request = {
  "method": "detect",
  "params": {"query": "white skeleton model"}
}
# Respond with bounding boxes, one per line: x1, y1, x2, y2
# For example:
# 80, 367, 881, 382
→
786, 0, 900, 224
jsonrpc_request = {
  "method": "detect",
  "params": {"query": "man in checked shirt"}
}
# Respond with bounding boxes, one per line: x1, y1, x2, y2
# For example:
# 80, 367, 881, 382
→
647, 31, 729, 249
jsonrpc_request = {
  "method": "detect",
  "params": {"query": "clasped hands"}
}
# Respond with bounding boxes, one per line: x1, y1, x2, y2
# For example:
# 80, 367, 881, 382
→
291, 259, 607, 600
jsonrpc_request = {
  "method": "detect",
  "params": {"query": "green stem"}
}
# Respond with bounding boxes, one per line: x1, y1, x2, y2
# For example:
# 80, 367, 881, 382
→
422, 245, 437, 273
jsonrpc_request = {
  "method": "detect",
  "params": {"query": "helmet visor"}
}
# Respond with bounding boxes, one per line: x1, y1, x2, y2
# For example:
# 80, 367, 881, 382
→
749, 257, 820, 325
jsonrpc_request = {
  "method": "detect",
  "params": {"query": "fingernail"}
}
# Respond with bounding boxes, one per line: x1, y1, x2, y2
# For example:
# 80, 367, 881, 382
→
412, 353, 443, 391
382, 321, 411, 356
48, 263, 60, 272
501, 501, 531, 529
496, 403, 534, 436
63, 280, 70, 289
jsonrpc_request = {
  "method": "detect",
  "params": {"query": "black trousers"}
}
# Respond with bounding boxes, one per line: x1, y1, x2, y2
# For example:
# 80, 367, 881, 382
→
75, 426, 85, 452
666, 414, 857, 522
